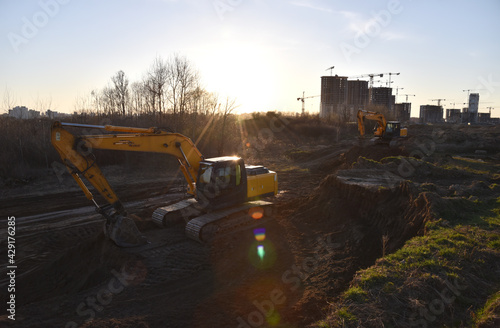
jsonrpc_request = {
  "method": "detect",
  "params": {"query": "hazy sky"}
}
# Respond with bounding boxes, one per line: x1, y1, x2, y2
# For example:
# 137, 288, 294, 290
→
1, 0, 499, 117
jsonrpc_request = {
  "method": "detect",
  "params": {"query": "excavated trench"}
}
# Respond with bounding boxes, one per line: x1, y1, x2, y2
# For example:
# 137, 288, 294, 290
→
15, 231, 141, 305
281, 163, 437, 325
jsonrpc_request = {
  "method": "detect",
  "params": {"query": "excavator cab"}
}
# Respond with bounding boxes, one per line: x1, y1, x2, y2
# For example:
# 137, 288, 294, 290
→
196, 157, 248, 210
384, 121, 401, 139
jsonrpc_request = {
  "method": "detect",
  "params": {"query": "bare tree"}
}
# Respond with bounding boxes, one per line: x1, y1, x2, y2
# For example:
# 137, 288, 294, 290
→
3, 86, 17, 114
101, 86, 117, 115
165, 54, 199, 130
90, 89, 101, 114
130, 82, 146, 115
33, 95, 53, 114
111, 70, 129, 116
146, 56, 169, 116
174, 55, 198, 116
218, 97, 239, 155
74, 93, 93, 115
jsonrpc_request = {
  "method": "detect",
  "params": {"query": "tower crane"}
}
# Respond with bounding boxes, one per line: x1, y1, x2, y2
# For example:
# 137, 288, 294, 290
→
326, 66, 335, 76
394, 87, 404, 102
449, 102, 466, 108
350, 73, 384, 89
401, 94, 415, 103
297, 92, 320, 115
349, 72, 399, 104
430, 99, 446, 106
380, 72, 400, 87
462, 89, 484, 99
349, 73, 384, 105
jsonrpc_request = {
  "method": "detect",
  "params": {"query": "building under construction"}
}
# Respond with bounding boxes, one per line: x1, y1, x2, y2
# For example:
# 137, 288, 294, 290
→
319, 74, 412, 121
394, 103, 411, 122
420, 105, 443, 123
320, 75, 348, 119
320, 76, 375, 121
468, 93, 480, 124
371, 87, 395, 115
446, 108, 461, 123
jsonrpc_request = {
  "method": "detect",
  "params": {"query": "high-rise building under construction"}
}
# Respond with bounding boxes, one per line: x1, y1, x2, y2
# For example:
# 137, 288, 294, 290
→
468, 93, 479, 123
320, 76, 369, 120
320, 75, 348, 119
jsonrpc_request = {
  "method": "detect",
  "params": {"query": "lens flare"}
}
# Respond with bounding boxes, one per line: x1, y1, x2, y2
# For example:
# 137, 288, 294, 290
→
267, 311, 281, 326
249, 207, 264, 220
248, 240, 277, 269
257, 245, 265, 260
254, 228, 266, 241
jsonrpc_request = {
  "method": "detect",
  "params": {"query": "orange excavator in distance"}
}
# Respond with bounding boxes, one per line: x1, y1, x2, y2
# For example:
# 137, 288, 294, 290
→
357, 110, 408, 140
51, 121, 278, 247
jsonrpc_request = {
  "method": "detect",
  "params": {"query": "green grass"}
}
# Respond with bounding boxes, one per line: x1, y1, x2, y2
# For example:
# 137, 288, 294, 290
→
319, 151, 500, 327
444, 156, 500, 175
474, 290, 500, 327
343, 286, 368, 303
336, 307, 357, 323
327, 195, 500, 327
284, 148, 313, 161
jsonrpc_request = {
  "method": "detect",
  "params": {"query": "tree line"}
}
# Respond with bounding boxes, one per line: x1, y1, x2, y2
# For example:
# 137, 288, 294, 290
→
74, 54, 236, 124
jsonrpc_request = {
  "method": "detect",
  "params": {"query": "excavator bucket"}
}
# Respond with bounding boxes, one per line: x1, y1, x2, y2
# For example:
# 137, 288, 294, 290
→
104, 215, 149, 247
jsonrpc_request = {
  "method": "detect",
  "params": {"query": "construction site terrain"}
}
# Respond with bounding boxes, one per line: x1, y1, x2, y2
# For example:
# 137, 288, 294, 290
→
1, 123, 500, 328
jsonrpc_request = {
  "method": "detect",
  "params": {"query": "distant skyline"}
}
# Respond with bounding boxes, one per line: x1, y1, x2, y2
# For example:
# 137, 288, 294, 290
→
1, 0, 499, 117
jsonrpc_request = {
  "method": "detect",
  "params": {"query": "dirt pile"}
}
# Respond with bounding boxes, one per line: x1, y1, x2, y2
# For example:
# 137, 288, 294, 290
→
341, 144, 409, 168
296, 172, 432, 253
286, 142, 409, 174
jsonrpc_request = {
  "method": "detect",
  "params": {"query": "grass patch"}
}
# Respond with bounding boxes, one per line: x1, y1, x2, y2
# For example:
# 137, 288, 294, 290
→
432, 196, 498, 228
443, 156, 500, 175
315, 151, 500, 328
343, 286, 368, 303
474, 290, 500, 327
336, 307, 357, 323
323, 197, 500, 327
284, 148, 313, 161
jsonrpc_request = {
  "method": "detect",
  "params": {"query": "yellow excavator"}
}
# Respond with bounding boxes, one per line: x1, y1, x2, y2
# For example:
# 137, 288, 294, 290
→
51, 121, 278, 247
357, 110, 408, 139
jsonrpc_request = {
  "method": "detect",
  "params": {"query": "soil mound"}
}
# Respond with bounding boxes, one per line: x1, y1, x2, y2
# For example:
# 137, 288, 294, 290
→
297, 173, 431, 252
342, 144, 409, 168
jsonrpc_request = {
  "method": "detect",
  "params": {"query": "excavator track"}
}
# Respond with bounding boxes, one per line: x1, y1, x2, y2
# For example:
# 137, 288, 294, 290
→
152, 198, 200, 227
185, 200, 273, 243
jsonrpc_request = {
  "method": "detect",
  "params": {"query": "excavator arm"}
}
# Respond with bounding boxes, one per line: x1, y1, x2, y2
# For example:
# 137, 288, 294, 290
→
50, 121, 204, 246
357, 110, 387, 137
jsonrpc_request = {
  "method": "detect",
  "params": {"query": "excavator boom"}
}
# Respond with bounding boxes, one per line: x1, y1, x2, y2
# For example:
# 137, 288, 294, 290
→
51, 122, 204, 246
357, 110, 387, 137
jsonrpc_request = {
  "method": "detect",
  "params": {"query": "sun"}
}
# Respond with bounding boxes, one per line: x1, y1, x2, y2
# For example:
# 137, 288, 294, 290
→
196, 41, 277, 113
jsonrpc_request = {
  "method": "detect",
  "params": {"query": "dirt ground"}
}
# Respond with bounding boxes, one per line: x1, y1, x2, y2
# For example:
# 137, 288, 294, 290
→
1, 124, 499, 327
